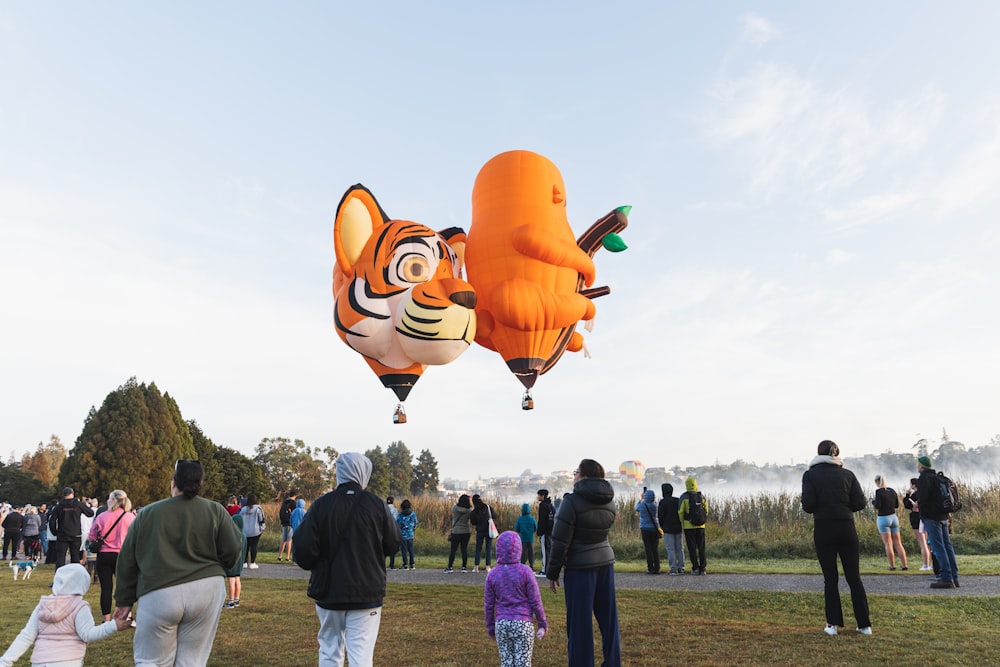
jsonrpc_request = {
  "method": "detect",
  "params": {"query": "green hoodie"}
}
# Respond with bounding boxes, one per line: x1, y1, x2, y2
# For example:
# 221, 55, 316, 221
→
678, 476, 708, 528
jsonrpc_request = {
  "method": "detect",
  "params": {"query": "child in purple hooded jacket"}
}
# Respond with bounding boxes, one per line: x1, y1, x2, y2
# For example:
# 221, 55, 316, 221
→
484, 531, 547, 667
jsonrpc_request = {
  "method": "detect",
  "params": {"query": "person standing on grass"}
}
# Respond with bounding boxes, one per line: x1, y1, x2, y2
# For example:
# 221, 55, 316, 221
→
294, 452, 401, 667
277, 489, 298, 562
87, 489, 135, 622
915, 455, 959, 589
385, 496, 400, 570
801, 440, 872, 636
535, 490, 555, 577
396, 499, 418, 570
903, 478, 933, 570
223, 512, 247, 609
48, 488, 94, 571
470, 494, 495, 573
514, 503, 538, 570
872, 475, 907, 571
445, 494, 473, 573
546, 458, 621, 667
678, 477, 708, 575
658, 483, 685, 575
240, 494, 265, 569
485, 531, 548, 667
290, 497, 307, 564
635, 488, 661, 574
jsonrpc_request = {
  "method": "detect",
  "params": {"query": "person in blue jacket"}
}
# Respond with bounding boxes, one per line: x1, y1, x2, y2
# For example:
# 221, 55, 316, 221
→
396, 499, 418, 570
514, 503, 538, 570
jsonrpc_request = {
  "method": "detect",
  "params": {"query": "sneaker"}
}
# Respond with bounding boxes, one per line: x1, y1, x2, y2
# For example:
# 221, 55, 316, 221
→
919, 565, 932, 571
856, 626, 873, 635
222, 600, 235, 609
824, 625, 838, 636
930, 580, 956, 589
888, 567, 896, 571
668, 570, 680, 576
535, 572, 547, 578
409, 566, 415, 570
248, 563, 259, 570
472, 566, 480, 573
232, 598, 240, 607
444, 568, 454, 573
461, 567, 468, 573
901, 566, 908, 571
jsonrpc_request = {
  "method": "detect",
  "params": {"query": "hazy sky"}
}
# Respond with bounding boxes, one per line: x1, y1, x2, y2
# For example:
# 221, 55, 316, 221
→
2, 4, 997, 482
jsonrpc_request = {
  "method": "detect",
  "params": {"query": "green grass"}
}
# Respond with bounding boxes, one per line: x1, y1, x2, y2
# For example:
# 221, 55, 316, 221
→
1, 565, 998, 666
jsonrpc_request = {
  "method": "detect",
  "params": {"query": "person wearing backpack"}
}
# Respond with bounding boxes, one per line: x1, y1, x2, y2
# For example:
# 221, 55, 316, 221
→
277, 489, 298, 562
915, 456, 959, 589
677, 477, 708, 575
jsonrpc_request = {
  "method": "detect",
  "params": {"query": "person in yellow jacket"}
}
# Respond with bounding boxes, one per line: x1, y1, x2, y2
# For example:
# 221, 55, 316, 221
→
677, 477, 709, 575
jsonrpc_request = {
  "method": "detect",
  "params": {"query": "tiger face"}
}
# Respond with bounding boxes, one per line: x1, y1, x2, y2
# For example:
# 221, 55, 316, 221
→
333, 185, 476, 400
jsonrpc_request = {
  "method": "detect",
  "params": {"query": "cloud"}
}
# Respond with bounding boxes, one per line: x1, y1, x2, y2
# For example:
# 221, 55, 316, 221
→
739, 13, 780, 46
933, 101, 1000, 217
825, 249, 852, 266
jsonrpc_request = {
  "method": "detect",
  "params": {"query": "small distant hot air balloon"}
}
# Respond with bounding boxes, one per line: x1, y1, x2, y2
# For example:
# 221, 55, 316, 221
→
464, 150, 628, 409
619, 460, 646, 487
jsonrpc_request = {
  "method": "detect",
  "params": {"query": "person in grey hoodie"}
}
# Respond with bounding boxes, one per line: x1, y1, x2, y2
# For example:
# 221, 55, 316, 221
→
635, 488, 661, 574
0, 563, 126, 666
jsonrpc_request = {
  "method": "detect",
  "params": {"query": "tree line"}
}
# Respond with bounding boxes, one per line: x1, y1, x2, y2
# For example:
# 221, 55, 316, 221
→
3, 378, 441, 506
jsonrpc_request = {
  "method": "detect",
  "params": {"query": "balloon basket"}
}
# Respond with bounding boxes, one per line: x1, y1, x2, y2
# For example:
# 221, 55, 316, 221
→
521, 391, 534, 411
393, 404, 407, 424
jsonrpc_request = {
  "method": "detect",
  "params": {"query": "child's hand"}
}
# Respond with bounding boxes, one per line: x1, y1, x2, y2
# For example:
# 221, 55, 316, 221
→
536, 628, 546, 640
114, 617, 132, 631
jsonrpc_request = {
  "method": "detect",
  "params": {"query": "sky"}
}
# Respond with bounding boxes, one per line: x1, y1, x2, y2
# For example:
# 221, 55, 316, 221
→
2, 4, 998, 483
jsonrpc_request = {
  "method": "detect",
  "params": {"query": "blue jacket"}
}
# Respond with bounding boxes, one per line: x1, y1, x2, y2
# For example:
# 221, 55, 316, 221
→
396, 508, 418, 540
514, 504, 537, 543
635, 489, 660, 531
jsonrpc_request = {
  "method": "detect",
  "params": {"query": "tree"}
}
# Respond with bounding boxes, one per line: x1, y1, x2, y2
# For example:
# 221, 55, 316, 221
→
386, 441, 413, 496
364, 446, 390, 497
213, 446, 270, 500
0, 461, 54, 505
58, 378, 197, 507
20, 435, 66, 489
187, 421, 225, 502
253, 437, 332, 501
410, 449, 440, 496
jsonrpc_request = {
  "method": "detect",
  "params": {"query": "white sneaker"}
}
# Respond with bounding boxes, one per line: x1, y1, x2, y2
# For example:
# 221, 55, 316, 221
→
920, 565, 933, 571
856, 626, 872, 635
248, 563, 259, 570
824, 625, 838, 636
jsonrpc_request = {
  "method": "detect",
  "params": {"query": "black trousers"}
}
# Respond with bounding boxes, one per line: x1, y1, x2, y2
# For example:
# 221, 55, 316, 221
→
641, 530, 661, 573
814, 521, 870, 628
447, 533, 470, 569
684, 528, 706, 572
95, 551, 119, 616
51, 538, 81, 569
2, 531, 22, 559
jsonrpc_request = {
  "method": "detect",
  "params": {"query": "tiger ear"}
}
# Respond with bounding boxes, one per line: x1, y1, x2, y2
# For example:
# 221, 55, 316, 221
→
334, 184, 391, 273
439, 227, 467, 274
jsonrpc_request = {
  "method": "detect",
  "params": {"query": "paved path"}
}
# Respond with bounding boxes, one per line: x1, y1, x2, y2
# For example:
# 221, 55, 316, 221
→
245, 563, 1000, 597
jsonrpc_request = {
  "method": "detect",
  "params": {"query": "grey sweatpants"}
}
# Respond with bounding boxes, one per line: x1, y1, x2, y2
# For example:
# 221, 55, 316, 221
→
133, 576, 227, 666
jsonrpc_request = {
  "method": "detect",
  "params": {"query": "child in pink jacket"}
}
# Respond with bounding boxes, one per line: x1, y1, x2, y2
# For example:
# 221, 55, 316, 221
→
484, 531, 547, 666
0, 563, 128, 667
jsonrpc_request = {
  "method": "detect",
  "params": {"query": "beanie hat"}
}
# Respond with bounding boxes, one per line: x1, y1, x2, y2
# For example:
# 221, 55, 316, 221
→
917, 455, 932, 469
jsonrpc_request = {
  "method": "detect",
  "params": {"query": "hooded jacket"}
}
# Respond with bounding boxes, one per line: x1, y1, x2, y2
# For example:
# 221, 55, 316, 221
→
915, 466, 949, 521
635, 489, 660, 532
483, 532, 547, 637
801, 454, 866, 524
290, 498, 307, 531
536, 497, 555, 537
396, 506, 418, 540
657, 483, 682, 534
0, 564, 118, 667
545, 477, 616, 580
514, 503, 537, 543
293, 452, 402, 610
678, 477, 709, 529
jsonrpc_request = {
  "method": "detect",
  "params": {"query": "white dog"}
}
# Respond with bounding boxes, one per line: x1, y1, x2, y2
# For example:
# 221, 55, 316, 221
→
10, 560, 36, 580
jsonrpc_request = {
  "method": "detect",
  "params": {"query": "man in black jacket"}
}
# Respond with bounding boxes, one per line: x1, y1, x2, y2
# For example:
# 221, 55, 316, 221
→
2, 506, 24, 560
536, 489, 555, 576
48, 487, 94, 571
294, 453, 401, 666
915, 455, 959, 589
658, 483, 685, 574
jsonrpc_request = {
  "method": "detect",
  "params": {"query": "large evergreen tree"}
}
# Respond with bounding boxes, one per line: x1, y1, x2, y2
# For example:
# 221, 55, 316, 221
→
386, 441, 413, 496
364, 446, 390, 497
0, 461, 53, 505
411, 448, 440, 496
213, 446, 270, 500
59, 378, 197, 506
187, 421, 225, 501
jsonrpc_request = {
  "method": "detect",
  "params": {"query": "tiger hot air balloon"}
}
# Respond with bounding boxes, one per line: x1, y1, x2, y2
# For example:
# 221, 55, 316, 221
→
619, 460, 646, 487
332, 184, 477, 422
464, 150, 629, 409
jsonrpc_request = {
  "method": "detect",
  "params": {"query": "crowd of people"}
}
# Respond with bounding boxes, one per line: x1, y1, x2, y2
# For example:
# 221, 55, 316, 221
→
0, 446, 965, 666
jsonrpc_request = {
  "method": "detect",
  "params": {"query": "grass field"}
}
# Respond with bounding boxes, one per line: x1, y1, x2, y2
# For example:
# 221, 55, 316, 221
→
0, 559, 997, 666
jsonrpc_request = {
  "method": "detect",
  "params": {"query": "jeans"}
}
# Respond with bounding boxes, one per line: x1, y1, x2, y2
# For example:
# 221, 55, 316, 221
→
664, 532, 685, 572
315, 605, 382, 667
400, 538, 414, 568
923, 517, 958, 583
474, 532, 493, 567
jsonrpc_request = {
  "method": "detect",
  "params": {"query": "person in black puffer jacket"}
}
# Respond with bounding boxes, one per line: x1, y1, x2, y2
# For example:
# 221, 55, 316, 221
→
546, 459, 621, 667
801, 440, 871, 637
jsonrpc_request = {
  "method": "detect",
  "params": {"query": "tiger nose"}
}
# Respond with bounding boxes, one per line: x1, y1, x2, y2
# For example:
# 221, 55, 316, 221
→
449, 290, 476, 309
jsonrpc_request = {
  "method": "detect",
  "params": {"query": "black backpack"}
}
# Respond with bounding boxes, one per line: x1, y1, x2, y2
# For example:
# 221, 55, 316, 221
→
935, 472, 962, 514
279, 499, 295, 525
685, 492, 707, 525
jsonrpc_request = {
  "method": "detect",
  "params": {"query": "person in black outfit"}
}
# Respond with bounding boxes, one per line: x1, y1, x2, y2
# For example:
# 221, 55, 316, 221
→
658, 483, 685, 574
48, 487, 95, 571
470, 494, 494, 572
536, 490, 555, 576
2, 507, 24, 560
801, 440, 872, 636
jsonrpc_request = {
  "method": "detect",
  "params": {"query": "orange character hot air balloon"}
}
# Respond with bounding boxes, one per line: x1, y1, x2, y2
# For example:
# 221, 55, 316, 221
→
464, 150, 628, 407
332, 184, 477, 422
